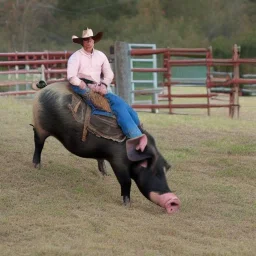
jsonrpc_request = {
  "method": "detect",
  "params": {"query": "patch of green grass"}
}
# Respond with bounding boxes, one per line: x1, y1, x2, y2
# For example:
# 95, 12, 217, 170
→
227, 143, 256, 155
203, 137, 256, 154
215, 165, 256, 179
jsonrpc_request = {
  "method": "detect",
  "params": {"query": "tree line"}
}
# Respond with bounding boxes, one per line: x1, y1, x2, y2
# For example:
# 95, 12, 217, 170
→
0, 0, 256, 61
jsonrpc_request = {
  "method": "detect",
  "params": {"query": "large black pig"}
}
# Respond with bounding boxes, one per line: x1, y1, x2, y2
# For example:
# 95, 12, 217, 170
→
31, 82, 180, 214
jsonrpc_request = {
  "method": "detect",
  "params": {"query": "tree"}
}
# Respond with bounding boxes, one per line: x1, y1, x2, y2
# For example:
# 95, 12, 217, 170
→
0, 0, 56, 51
55, 0, 137, 21
0, 0, 256, 56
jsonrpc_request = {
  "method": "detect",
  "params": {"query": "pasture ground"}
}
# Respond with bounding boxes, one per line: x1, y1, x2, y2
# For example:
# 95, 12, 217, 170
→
0, 88, 256, 256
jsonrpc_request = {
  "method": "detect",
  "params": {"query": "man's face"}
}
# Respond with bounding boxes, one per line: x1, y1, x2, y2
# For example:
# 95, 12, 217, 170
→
82, 37, 94, 52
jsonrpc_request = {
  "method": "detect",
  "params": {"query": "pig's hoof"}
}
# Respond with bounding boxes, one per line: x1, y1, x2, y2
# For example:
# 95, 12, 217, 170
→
123, 196, 131, 206
33, 162, 41, 169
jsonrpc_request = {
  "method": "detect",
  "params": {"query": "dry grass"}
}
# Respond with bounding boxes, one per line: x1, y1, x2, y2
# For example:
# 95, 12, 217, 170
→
0, 91, 256, 256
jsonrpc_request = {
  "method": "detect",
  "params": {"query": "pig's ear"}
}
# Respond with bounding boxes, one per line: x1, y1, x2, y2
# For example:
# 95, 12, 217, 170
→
126, 135, 152, 161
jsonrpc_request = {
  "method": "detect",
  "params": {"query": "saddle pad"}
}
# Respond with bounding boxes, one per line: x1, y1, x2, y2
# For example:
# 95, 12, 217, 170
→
68, 93, 125, 142
88, 114, 126, 142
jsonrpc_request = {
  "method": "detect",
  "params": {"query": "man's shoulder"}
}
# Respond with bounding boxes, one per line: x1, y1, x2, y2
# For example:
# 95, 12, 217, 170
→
69, 49, 81, 59
93, 49, 107, 58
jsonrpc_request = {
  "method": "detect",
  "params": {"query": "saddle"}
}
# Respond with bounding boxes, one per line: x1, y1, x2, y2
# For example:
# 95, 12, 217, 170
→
68, 92, 126, 142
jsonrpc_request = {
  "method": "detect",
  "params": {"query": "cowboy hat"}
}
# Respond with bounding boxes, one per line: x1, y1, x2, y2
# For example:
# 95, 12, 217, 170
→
72, 28, 103, 45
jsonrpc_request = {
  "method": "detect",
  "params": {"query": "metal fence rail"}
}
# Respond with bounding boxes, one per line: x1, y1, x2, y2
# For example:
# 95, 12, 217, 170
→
127, 44, 256, 118
1, 46, 256, 119
0, 51, 73, 95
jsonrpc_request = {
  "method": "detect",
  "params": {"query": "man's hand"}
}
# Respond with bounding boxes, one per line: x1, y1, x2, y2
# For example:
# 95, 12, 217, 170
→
79, 80, 87, 90
87, 83, 97, 90
95, 83, 107, 95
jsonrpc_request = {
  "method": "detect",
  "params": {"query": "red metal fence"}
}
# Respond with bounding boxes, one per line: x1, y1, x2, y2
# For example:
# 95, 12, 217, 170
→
1, 47, 256, 118
130, 44, 256, 118
0, 51, 73, 96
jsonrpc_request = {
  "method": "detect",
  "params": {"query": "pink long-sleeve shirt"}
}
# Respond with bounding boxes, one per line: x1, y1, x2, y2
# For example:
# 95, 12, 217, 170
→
67, 48, 114, 86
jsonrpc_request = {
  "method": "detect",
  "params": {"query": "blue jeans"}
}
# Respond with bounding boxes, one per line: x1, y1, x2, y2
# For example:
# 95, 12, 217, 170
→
70, 85, 142, 138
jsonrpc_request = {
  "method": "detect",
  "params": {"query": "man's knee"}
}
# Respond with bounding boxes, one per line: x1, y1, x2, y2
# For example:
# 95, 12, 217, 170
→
105, 93, 126, 106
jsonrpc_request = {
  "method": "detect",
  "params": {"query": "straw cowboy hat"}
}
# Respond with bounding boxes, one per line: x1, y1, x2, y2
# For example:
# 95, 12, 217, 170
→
72, 28, 103, 45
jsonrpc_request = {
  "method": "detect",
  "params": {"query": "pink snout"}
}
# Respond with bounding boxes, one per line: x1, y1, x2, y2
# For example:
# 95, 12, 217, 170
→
149, 192, 180, 214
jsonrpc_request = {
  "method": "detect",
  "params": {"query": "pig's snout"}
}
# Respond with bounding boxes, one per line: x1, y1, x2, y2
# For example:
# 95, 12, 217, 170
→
149, 192, 180, 214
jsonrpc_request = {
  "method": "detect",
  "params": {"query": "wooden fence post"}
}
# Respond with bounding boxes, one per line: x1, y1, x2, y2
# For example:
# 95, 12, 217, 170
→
114, 41, 131, 104
41, 65, 46, 81
232, 44, 240, 118
15, 65, 19, 92
25, 64, 30, 93
206, 46, 213, 116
